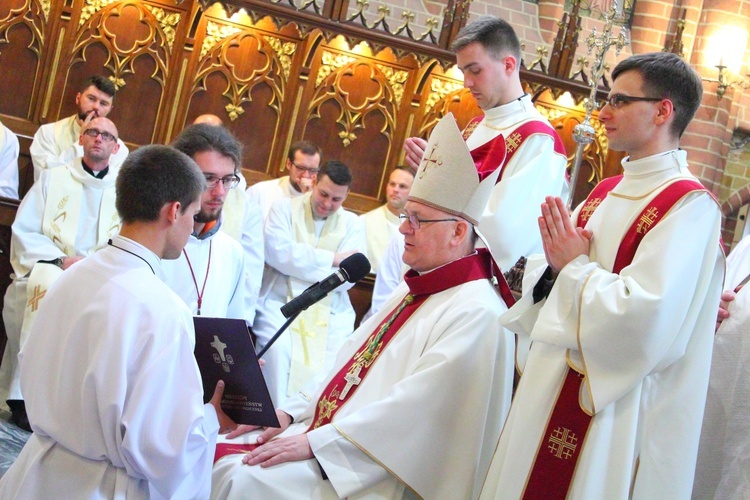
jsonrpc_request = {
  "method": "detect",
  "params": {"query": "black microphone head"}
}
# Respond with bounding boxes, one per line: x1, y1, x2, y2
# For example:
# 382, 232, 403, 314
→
340, 253, 371, 283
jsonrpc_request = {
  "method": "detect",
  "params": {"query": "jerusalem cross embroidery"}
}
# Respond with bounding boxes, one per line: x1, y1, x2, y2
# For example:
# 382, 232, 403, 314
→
548, 426, 578, 459
579, 198, 603, 223
506, 132, 523, 154
636, 207, 659, 234
462, 121, 480, 141
27, 285, 46, 312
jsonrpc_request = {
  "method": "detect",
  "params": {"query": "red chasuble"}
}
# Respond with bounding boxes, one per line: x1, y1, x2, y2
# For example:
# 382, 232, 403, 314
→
522, 175, 706, 498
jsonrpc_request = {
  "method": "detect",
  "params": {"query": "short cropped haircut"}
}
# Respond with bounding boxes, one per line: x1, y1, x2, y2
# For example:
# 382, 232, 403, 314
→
79, 75, 116, 100
612, 52, 703, 138
318, 160, 353, 188
451, 16, 522, 62
393, 165, 416, 178
171, 123, 243, 172
116, 145, 206, 224
288, 140, 322, 162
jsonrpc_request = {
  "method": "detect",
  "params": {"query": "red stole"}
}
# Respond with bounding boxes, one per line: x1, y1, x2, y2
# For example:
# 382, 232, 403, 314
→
523, 175, 706, 498
463, 116, 566, 183
307, 249, 509, 430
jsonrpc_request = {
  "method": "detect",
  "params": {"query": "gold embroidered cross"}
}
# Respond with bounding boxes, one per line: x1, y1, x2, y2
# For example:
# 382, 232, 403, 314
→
506, 132, 522, 153
339, 364, 362, 400
419, 142, 442, 178
27, 285, 46, 312
579, 198, 602, 222
637, 207, 659, 234
548, 426, 578, 459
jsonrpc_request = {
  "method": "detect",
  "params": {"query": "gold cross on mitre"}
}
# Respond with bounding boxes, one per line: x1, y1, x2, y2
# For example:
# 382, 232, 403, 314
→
419, 141, 443, 179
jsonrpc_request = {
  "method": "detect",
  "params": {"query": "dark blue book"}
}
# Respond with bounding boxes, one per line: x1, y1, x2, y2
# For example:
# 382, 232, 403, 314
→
193, 317, 280, 427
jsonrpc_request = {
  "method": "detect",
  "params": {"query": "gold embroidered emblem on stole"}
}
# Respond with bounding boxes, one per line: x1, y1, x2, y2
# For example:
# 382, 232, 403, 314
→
548, 426, 578, 459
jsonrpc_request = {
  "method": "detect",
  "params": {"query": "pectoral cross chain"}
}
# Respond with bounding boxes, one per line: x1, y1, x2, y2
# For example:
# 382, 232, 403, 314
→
339, 365, 362, 400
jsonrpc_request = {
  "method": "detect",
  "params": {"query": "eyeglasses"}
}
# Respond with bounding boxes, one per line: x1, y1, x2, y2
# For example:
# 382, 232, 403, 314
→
290, 161, 319, 176
204, 174, 240, 190
82, 128, 117, 142
399, 213, 458, 230
605, 94, 665, 109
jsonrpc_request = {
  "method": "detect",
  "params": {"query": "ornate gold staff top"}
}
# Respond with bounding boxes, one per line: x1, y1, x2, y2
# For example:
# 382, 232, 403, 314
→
568, 1, 629, 209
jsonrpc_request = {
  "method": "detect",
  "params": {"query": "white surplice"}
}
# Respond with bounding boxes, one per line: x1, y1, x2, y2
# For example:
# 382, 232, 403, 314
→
30, 115, 129, 182
481, 150, 724, 499
221, 176, 264, 325
466, 94, 569, 272
0, 158, 120, 403
0, 235, 219, 499
247, 175, 303, 220
162, 224, 248, 323
0, 122, 19, 199
212, 266, 514, 499
252, 196, 364, 406
693, 245, 750, 499
359, 204, 400, 274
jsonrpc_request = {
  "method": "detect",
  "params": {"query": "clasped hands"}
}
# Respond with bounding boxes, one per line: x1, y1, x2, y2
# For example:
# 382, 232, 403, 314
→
539, 196, 591, 274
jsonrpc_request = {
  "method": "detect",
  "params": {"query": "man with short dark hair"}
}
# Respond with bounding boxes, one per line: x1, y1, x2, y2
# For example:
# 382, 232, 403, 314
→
212, 114, 515, 499
359, 166, 414, 274
30, 75, 129, 181
162, 124, 254, 324
0, 145, 234, 498
480, 52, 723, 498
0, 116, 123, 430
248, 140, 323, 220
404, 16, 568, 272
252, 160, 365, 405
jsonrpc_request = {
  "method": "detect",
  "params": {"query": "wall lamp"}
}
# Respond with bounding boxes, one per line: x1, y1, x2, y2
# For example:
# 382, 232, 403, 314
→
703, 63, 750, 99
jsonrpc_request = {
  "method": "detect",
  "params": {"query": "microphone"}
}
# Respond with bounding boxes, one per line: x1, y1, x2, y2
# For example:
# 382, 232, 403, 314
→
280, 253, 371, 319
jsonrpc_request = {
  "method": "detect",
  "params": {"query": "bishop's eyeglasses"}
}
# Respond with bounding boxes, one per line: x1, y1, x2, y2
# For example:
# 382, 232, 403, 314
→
204, 174, 240, 190
399, 212, 458, 230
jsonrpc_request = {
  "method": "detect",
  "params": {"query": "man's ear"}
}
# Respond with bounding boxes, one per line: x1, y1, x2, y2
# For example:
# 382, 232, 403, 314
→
654, 98, 674, 126
451, 219, 470, 247
163, 201, 181, 224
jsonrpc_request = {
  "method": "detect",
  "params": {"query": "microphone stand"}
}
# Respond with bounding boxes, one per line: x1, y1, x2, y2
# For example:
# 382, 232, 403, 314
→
257, 309, 302, 359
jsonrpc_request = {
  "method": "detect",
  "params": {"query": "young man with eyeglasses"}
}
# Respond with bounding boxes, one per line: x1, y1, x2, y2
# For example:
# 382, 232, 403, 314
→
251, 160, 365, 407
404, 16, 569, 273
30, 75, 129, 182
0, 116, 124, 430
247, 140, 323, 220
480, 52, 724, 498
161, 124, 256, 326
212, 114, 515, 499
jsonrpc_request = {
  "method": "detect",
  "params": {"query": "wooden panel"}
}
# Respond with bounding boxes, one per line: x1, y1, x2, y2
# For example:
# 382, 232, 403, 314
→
0, 0, 45, 120
0, 0, 617, 218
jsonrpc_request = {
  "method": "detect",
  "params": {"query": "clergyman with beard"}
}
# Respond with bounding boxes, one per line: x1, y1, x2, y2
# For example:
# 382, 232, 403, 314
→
160, 123, 252, 324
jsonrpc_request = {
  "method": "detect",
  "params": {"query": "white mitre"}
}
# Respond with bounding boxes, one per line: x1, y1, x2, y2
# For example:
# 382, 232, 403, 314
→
408, 113, 500, 225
